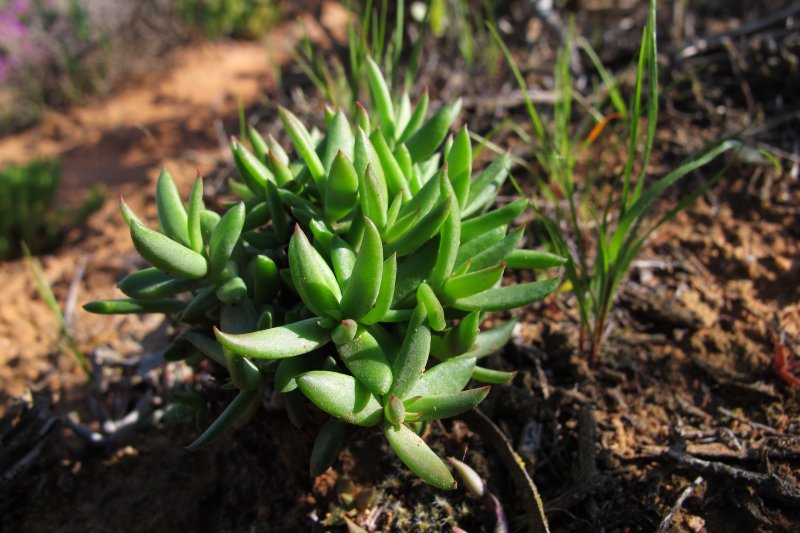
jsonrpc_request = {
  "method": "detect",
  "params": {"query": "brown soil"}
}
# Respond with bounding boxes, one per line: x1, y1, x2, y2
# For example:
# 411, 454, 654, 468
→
1, 1, 798, 532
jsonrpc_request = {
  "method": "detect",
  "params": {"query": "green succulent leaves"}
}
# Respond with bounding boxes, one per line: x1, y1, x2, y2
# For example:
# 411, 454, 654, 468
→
156, 168, 191, 246
388, 303, 431, 399
340, 217, 383, 320
130, 222, 208, 279
288, 225, 342, 317
325, 151, 359, 222
85, 75, 565, 489
216, 318, 331, 359
297, 371, 383, 426
335, 325, 392, 396
384, 422, 456, 490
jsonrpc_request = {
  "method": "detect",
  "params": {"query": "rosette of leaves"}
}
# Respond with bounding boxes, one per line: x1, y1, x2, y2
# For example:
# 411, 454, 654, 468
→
85, 59, 565, 489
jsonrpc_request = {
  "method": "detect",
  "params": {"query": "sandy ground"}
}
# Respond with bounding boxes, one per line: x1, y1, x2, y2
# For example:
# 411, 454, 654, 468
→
0, 2, 349, 404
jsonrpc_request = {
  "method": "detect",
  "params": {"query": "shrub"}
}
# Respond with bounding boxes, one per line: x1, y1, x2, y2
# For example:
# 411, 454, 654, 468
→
175, 0, 278, 39
0, 157, 103, 260
85, 62, 564, 488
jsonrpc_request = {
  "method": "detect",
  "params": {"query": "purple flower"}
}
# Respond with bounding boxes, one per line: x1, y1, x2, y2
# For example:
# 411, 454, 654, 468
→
10, 0, 30, 16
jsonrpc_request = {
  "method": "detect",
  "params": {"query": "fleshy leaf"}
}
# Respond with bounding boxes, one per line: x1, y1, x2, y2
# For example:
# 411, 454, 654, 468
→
404, 99, 461, 163
472, 366, 516, 384
384, 196, 451, 257
253, 255, 279, 305
275, 352, 321, 393
429, 170, 461, 290
397, 88, 429, 144
455, 225, 506, 266
320, 111, 354, 171
216, 276, 247, 304
354, 130, 388, 221
360, 253, 397, 325
247, 126, 269, 163
335, 326, 393, 396
370, 129, 411, 200
279, 107, 326, 193
506, 249, 568, 269
417, 283, 446, 331
288, 225, 342, 317
208, 202, 245, 279
179, 285, 219, 322
340, 217, 383, 321
296, 371, 383, 426
267, 150, 294, 187
404, 387, 490, 421
355, 101, 370, 132
360, 164, 388, 231
408, 357, 476, 397
266, 133, 289, 165
460, 198, 528, 242
185, 388, 259, 451
467, 226, 524, 272
200, 210, 220, 242
331, 319, 358, 345
184, 332, 227, 367
365, 56, 395, 139
117, 268, 194, 300
442, 263, 505, 301
83, 298, 186, 315
330, 237, 357, 288
187, 178, 205, 253
446, 126, 472, 203
130, 222, 208, 279
119, 197, 142, 228
155, 168, 190, 246
393, 239, 438, 306
325, 151, 359, 223
243, 202, 269, 231
384, 396, 406, 427
265, 180, 287, 240
463, 152, 512, 217
225, 349, 262, 391
453, 278, 560, 311
458, 318, 517, 360
384, 422, 456, 490
388, 304, 431, 399
232, 140, 273, 193
447, 457, 485, 497
215, 318, 331, 359
310, 418, 346, 476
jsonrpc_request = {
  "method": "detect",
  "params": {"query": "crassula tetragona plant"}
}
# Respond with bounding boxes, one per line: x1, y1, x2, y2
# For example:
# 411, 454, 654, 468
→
85, 59, 565, 489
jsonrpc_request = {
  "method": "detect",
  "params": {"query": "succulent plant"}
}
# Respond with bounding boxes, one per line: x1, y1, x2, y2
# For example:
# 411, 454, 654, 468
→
85, 60, 565, 489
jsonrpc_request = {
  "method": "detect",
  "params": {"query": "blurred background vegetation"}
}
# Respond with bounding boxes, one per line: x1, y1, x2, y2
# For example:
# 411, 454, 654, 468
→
0, 0, 282, 134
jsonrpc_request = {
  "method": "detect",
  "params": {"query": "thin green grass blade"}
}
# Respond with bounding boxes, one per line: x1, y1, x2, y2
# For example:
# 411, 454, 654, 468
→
487, 22, 546, 147
631, 0, 659, 206
620, 25, 648, 214
23, 243, 91, 376
610, 139, 740, 259
576, 38, 627, 118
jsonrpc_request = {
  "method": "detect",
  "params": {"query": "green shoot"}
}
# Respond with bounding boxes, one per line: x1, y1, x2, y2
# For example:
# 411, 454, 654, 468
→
491, 0, 740, 364
23, 243, 91, 377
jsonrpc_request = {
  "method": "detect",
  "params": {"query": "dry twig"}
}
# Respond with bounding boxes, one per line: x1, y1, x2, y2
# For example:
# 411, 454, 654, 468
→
656, 476, 704, 533
665, 449, 800, 506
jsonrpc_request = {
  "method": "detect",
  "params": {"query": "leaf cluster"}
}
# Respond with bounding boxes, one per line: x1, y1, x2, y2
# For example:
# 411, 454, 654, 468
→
85, 62, 563, 488
175, 0, 278, 39
0, 158, 104, 260
490, 0, 740, 363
